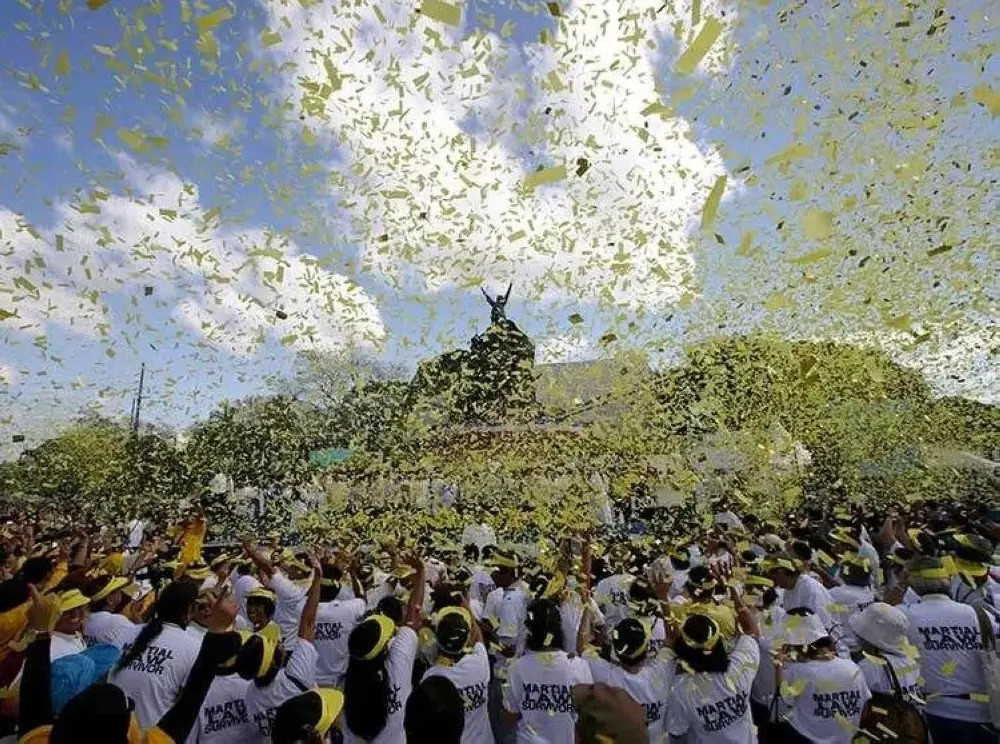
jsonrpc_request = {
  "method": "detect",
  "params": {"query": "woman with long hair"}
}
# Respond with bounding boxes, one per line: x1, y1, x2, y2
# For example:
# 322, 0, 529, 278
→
773, 608, 871, 743
342, 554, 425, 744
236, 554, 322, 743
423, 604, 493, 744
584, 617, 675, 742
502, 598, 593, 744
109, 580, 201, 729
665, 587, 761, 742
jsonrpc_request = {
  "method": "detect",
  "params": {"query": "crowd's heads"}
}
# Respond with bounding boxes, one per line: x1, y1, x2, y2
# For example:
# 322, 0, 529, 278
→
246, 587, 276, 629
319, 563, 344, 603
85, 575, 130, 613
763, 553, 800, 589
839, 552, 873, 587
49, 682, 138, 743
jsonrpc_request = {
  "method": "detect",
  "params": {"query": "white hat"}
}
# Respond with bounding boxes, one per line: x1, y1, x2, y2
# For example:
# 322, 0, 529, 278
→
849, 602, 910, 656
780, 611, 828, 646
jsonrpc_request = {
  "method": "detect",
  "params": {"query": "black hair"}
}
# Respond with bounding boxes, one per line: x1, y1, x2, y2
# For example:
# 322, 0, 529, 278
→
246, 594, 276, 618
0, 557, 54, 613
272, 691, 324, 744
674, 614, 729, 674
685, 565, 715, 601
51, 682, 132, 743
236, 563, 253, 576
463, 544, 480, 562
841, 562, 871, 587
436, 611, 471, 658
790, 540, 813, 563
344, 618, 393, 741
611, 618, 648, 664
115, 580, 197, 672
376, 596, 405, 626
480, 545, 497, 560
525, 598, 563, 652
320, 564, 344, 603
234, 634, 284, 686
404, 676, 464, 744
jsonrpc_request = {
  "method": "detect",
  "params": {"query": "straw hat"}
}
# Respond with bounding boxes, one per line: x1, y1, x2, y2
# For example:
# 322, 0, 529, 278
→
849, 602, 910, 656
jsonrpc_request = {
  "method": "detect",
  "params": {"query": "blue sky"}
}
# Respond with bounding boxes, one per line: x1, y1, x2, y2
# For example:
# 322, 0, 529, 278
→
0, 0, 996, 457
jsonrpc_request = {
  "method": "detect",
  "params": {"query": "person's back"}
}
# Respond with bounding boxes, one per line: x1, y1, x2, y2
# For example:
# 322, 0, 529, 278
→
188, 673, 253, 744
504, 649, 591, 744
780, 656, 871, 743
404, 673, 465, 743
903, 594, 990, 725
110, 621, 200, 729
424, 642, 493, 744
314, 596, 366, 688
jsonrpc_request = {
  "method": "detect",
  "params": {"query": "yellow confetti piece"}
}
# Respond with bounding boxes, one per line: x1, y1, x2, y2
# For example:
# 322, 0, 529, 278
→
675, 18, 722, 75
971, 85, 999, 116
195, 7, 233, 34
700, 175, 726, 230
420, 0, 462, 27
54, 51, 70, 77
802, 209, 833, 239
522, 166, 567, 190
86, 0, 112, 8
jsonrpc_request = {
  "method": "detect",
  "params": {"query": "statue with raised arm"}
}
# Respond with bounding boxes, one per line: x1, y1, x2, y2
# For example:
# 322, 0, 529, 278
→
481, 282, 513, 324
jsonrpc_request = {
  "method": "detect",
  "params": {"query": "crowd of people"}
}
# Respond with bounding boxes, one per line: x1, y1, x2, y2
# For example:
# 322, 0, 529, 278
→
0, 496, 997, 743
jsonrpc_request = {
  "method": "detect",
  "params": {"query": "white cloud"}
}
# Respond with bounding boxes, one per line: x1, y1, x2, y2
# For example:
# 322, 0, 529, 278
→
255, 0, 729, 311
0, 156, 386, 357
0, 364, 16, 386
189, 109, 243, 149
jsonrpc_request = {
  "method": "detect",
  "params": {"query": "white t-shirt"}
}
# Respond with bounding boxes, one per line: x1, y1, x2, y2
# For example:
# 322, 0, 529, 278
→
587, 656, 674, 743
110, 622, 201, 730
594, 574, 633, 627
503, 650, 593, 744
857, 653, 922, 701
559, 594, 604, 656
485, 586, 530, 657
314, 598, 367, 688
424, 643, 494, 744
342, 626, 418, 744
903, 593, 994, 723
84, 610, 136, 648
187, 674, 254, 744
751, 606, 787, 706
245, 637, 319, 743
666, 634, 760, 743
781, 574, 838, 634
266, 572, 307, 651
778, 657, 871, 744
51, 632, 87, 659
828, 584, 875, 652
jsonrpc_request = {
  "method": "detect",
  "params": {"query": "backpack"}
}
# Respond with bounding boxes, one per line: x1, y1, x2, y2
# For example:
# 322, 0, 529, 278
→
852, 657, 927, 744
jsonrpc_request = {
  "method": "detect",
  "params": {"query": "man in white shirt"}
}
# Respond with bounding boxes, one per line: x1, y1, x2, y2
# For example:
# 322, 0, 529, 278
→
902, 555, 999, 744
766, 552, 846, 654
314, 562, 367, 689
242, 541, 309, 651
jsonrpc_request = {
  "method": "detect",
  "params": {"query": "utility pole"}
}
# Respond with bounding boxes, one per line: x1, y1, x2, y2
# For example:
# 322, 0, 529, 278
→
132, 363, 146, 434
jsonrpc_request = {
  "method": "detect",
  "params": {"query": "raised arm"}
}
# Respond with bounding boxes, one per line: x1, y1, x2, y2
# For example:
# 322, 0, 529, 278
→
404, 554, 426, 631
298, 553, 323, 643
242, 538, 276, 580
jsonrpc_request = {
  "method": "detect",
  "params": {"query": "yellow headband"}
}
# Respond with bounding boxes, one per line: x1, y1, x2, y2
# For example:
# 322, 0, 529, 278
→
612, 623, 650, 661
220, 631, 251, 670
434, 606, 472, 629
315, 689, 345, 735
359, 615, 396, 662
954, 557, 988, 579
764, 557, 798, 572
841, 552, 872, 573
256, 636, 278, 680
680, 616, 722, 652
909, 566, 950, 581
744, 575, 774, 588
